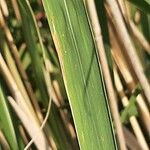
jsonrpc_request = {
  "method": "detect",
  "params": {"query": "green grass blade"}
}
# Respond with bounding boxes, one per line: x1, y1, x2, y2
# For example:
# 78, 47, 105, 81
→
17, 0, 49, 105
42, 0, 117, 149
0, 83, 19, 150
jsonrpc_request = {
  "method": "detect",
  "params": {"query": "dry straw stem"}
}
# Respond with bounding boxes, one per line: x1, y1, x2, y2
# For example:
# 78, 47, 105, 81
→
116, 0, 129, 22
114, 67, 149, 150
105, 0, 150, 105
19, 125, 30, 145
52, 80, 64, 107
0, 0, 9, 17
0, 8, 43, 121
129, 21, 150, 55
107, 13, 150, 135
123, 127, 142, 150
0, 54, 54, 149
3, 43, 32, 110
116, 0, 150, 55
112, 50, 150, 135
8, 96, 50, 150
0, 130, 10, 150
134, 10, 141, 24
0, 54, 39, 123
86, 0, 126, 150
10, 0, 21, 20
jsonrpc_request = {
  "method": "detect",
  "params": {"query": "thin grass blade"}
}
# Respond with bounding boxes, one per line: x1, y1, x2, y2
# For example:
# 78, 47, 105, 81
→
0, 83, 19, 150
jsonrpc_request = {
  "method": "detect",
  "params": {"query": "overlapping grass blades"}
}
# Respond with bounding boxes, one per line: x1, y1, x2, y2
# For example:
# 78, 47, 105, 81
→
17, 0, 74, 149
42, 0, 117, 149
17, 0, 49, 106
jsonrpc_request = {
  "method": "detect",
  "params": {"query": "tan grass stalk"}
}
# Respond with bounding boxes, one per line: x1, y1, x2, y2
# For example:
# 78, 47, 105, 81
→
107, 18, 150, 135
116, 0, 128, 22
0, 130, 10, 150
134, 10, 141, 24
10, 0, 21, 21
86, 0, 126, 149
19, 125, 29, 146
129, 21, 150, 54
112, 51, 150, 135
24, 90, 51, 150
8, 96, 49, 150
116, 0, 150, 54
0, 0, 9, 17
0, 53, 54, 149
123, 127, 142, 150
0, 54, 38, 123
114, 67, 149, 150
105, 0, 150, 105
24, 58, 62, 149
0, 9, 43, 121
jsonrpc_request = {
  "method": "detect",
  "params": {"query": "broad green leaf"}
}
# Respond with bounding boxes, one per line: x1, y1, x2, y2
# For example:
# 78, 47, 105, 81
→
0, 83, 19, 150
127, 0, 150, 14
42, 0, 117, 149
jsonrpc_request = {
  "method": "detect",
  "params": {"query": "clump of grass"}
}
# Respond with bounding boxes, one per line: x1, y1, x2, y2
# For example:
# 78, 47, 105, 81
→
0, 0, 150, 149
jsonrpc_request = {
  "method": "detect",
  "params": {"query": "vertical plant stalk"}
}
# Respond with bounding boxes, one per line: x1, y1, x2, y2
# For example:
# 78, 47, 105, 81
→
111, 47, 150, 135
86, 1, 126, 150
10, 0, 21, 20
107, 8, 150, 135
0, 130, 10, 150
114, 67, 149, 150
0, 54, 37, 123
129, 21, 150, 54
116, 0, 150, 54
0, 0, 9, 16
105, 0, 150, 105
